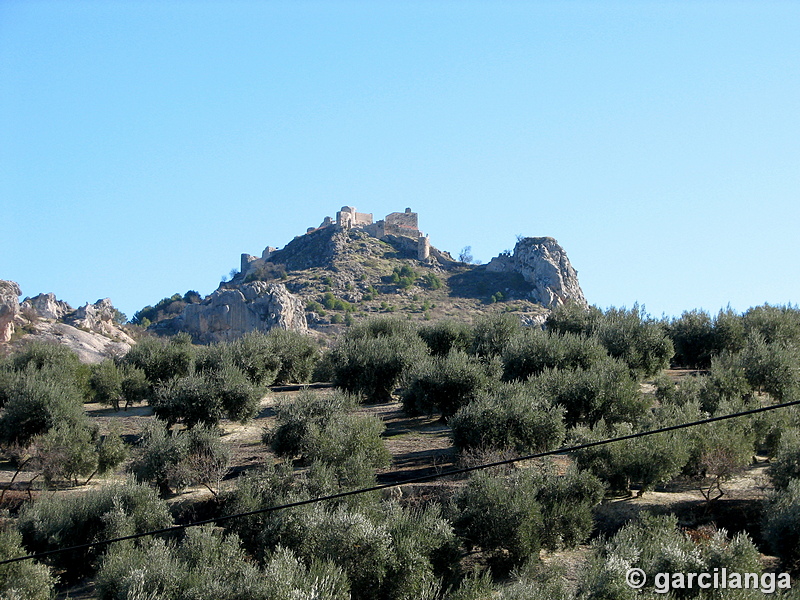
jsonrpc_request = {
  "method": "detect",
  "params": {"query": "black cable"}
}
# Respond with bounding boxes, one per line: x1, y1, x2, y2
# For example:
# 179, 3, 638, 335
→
2, 397, 798, 567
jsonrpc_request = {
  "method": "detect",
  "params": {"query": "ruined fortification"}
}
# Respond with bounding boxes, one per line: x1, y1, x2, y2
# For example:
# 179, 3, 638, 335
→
242, 206, 433, 276
330, 206, 429, 260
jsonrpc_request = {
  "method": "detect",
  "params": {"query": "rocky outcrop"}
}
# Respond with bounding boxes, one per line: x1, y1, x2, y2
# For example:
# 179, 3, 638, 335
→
32, 323, 133, 364
158, 282, 308, 344
486, 237, 587, 308
67, 298, 120, 336
0, 280, 21, 342
21, 293, 73, 320
2, 285, 134, 362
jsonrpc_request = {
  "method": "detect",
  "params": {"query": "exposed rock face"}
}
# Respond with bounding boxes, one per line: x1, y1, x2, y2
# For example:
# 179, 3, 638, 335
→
34, 323, 133, 364
486, 237, 587, 308
0, 280, 21, 342
67, 298, 119, 336
21, 293, 73, 320
162, 282, 308, 344
2, 285, 134, 363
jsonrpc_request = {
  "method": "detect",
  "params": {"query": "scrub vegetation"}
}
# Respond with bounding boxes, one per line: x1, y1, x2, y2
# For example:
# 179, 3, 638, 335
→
1, 303, 800, 598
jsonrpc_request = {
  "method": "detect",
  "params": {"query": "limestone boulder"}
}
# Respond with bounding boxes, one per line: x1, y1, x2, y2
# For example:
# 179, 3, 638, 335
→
486, 237, 587, 308
68, 298, 118, 334
169, 282, 308, 343
0, 280, 21, 342
21, 293, 73, 320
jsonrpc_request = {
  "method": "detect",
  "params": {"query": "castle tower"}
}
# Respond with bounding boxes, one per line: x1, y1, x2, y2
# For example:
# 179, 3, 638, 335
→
417, 234, 431, 260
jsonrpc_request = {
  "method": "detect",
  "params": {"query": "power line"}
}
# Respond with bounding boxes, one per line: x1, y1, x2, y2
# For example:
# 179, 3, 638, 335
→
2, 397, 798, 567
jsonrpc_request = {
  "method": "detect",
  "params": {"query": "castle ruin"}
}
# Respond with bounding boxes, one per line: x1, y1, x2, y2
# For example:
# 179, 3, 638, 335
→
330, 206, 429, 260
241, 206, 434, 276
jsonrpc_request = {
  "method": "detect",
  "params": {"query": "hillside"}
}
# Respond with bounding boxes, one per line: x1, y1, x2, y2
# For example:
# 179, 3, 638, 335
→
140, 207, 586, 342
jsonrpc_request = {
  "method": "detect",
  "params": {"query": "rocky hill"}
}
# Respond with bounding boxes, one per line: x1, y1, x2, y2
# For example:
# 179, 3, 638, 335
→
141, 207, 587, 343
0, 282, 135, 362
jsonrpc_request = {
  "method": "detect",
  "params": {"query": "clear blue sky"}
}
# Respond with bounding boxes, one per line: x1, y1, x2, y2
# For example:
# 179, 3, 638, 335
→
2, 1, 798, 321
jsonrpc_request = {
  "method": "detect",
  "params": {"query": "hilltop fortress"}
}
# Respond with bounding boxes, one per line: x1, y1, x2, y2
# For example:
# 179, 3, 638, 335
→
241, 206, 437, 275
314, 206, 431, 260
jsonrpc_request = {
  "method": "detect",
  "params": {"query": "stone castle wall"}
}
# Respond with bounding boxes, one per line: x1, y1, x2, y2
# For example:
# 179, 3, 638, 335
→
386, 208, 418, 229
336, 206, 373, 228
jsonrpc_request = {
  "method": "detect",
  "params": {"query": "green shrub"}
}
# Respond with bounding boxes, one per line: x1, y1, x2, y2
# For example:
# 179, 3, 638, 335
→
305, 412, 390, 470
323, 291, 355, 312
0, 366, 87, 445
267, 390, 357, 459
714, 306, 747, 354
266, 328, 319, 383
0, 358, 15, 408
220, 464, 457, 600
151, 365, 260, 429
501, 329, 606, 381
418, 319, 473, 356
573, 403, 696, 495
17, 478, 172, 580
581, 513, 763, 599
535, 467, 605, 551
383, 503, 461, 598
96, 526, 346, 600
497, 564, 574, 600
207, 362, 262, 423
530, 358, 647, 428
743, 303, 800, 346
151, 374, 220, 428
391, 265, 419, 289
266, 390, 389, 471
471, 313, 521, 358
119, 364, 150, 407
445, 570, 495, 600
308, 506, 395, 598
453, 468, 602, 572
262, 547, 351, 600
669, 309, 718, 368
132, 292, 191, 326
94, 427, 129, 480
346, 316, 418, 340
295, 503, 457, 600
330, 325, 427, 402
0, 526, 55, 600
402, 350, 494, 417
90, 359, 124, 410
228, 330, 281, 386
741, 333, 800, 401
219, 462, 300, 555
450, 385, 565, 454
362, 285, 379, 301
681, 399, 757, 501
762, 478, 800, 573
548, 303, 673, 377
770, 428, 800, 491
545, 302, 603, 336
123, 334, 196, 383
32, 421, 100, 485
307, 299, 325, 313
423, 272, 443, 290
594, 305, 674, 377
130, 422, 230, 496
10, 340, 86, 385
454, 470, 543, 570
695, 351, 753, 413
